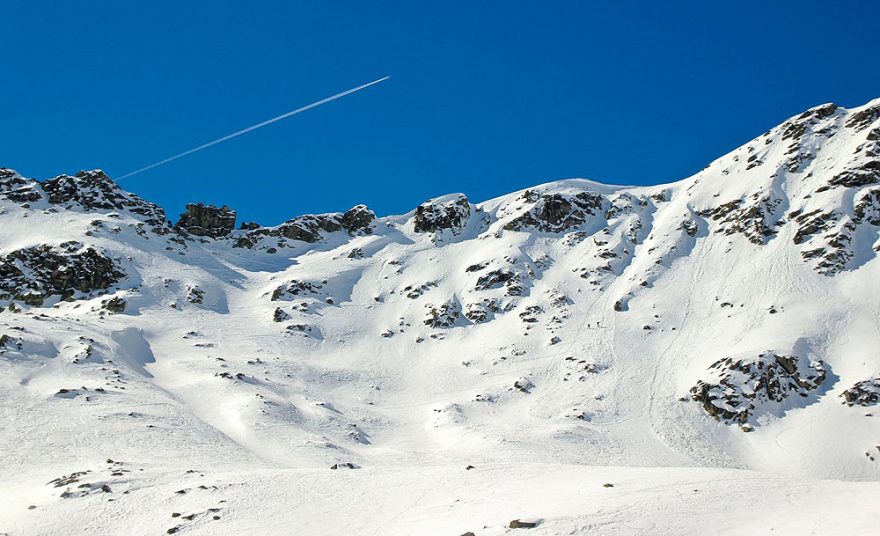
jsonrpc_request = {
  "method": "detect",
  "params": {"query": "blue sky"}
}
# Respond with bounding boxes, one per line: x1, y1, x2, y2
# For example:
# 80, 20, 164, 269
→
2, 1, 878, 224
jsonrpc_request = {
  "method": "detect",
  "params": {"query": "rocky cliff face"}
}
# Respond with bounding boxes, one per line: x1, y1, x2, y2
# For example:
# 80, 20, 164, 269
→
176, 203, 237, 238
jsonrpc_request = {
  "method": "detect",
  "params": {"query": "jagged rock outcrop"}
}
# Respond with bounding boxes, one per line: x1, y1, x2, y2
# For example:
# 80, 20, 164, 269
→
271, 280, 324, 301
463, 299, 499, 323
240, 205, 375, 246
696, 194, 781, 245
689, 353, 826, 426
844, 102, 880, 131
175, 203, 236, 238
42, 170, 168, 228
0, 243, 124, 306
424, 301, 460, 328
413, 194, 471, 234
0, 168, 43, 204
338, 205, 376, 234
818, 161, 880, 192
474, 269, 524, 296
840, 377, 880, 407
503, 191, 604, 233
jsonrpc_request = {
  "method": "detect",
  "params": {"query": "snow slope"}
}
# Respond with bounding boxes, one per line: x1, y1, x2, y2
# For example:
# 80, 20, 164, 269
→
2, 98, 880, 535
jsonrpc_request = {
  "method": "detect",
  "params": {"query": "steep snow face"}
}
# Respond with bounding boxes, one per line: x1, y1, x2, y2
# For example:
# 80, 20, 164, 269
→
2, 99, 880, 534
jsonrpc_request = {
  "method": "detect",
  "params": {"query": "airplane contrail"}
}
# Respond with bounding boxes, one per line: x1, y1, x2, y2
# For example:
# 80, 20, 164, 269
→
117, 76, 390, 180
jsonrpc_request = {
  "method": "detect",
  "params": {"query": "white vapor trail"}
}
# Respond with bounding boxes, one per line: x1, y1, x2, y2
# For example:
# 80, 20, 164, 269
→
117, 76, 390, 180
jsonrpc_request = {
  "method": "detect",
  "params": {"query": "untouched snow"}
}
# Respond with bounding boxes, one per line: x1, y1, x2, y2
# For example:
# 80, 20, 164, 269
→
2, 98, 880, 534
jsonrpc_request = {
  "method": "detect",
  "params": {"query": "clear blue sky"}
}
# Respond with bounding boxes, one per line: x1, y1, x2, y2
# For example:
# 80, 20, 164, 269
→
2, 1, 878, 225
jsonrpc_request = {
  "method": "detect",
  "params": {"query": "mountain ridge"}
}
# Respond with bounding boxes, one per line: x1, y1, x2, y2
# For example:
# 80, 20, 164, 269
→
2, 97, 880, 535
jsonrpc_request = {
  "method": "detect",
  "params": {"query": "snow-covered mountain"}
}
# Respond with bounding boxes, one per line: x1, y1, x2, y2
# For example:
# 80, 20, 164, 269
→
3, 98, 880, 535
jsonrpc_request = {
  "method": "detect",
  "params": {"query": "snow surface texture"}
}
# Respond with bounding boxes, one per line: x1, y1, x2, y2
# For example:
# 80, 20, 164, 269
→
3, 99, 880, 535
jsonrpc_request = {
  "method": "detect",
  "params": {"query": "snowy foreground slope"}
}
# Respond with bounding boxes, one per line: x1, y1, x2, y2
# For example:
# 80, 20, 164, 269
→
2, 98, 880, 535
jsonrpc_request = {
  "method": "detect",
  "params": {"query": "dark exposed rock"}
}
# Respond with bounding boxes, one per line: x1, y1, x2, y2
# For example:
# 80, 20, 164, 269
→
233, 236, 255, 249
841, 377, 880, 407
329, 462, 359, 470
782, 104, 838, 144
277, 215, 336, 242
175, 203, 236, 238
247, 205, 375, 244
475, 269, 517, 291
186, 286, 204, 304
424, 301, 460, 328
818, 161, 880, 191
855, 189, 880, 225
797, 103, 839, 122
513, 377, 534, 393
339, 204, 376, 234
696, 194, 781, 245
0, 169, 43, 204
519, 305, 543, 323
509, 519, 540, 529
465, 261, 489, 273
42, 170, 168, 228
790, 207, 856, 275
403, 281, 438, 299
463, 299, 499, 323
679, 219, 699, 237
845, 104, 880, 131
0, 244, 124, 305
689, 353, 826, 425
271, 280, 323, 301
413, 194, 471, 234
273, 307, 290, 322
101, 296, 126, 313
792, 209, 838, 245
504, 191, 604, 233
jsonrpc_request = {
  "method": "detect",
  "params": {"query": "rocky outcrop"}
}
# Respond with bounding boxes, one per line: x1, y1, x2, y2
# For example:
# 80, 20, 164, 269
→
240, 205, 375, 245
463, 299, 500, 323
689, 353, 826, 426
503, 191, 604, 233
818, 161, 880, 191
338, 205, 376, 234
788, 207, 858, 276
271, 280, 323, 301
697, 194, 781, 245
413, 194, 471, 234
840, 377, 880, 407
854, 189, 880, 225
845, 103, 880, 131
101, 296, 126, 313
0, 243, 124, 306
175, 203, 236, 238
473, 269, 524, 296
42, 170, 168, 228
0, 169, 43, 204
424, 301, 460, 328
